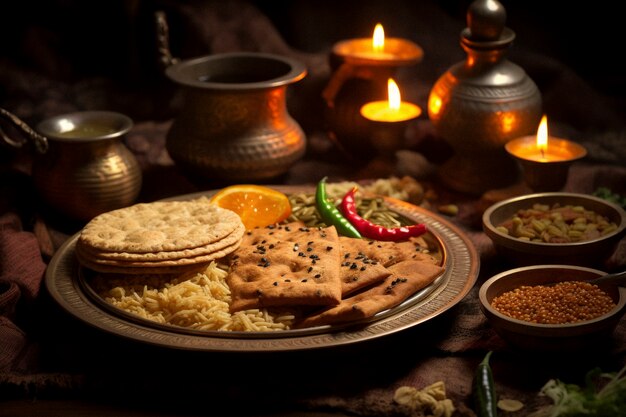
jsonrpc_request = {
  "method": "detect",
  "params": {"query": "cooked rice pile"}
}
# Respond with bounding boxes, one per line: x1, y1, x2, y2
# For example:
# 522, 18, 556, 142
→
92, 262, 295, 331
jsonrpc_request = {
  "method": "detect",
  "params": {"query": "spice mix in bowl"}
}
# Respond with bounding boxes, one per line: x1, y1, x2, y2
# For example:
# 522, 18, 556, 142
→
478, 265, 626, 352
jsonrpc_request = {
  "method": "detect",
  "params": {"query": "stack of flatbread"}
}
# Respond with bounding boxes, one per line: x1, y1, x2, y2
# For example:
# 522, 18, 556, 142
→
75, 197, 245, 274
226, 222, 444, 328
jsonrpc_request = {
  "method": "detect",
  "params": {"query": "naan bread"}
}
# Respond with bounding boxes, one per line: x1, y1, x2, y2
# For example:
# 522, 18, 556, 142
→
76, 197, 245, 274
79, 197, 242, 253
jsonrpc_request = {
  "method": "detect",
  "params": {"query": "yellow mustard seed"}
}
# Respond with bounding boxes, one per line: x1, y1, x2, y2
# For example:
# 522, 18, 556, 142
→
491, 281, 615, 324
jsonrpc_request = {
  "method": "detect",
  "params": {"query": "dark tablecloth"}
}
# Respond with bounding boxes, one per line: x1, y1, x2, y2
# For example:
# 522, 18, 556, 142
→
1, 1, 625, 416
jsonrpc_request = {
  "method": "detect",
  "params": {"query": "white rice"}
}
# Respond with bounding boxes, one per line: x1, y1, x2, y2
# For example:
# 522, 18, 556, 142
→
92, 262, 295, 331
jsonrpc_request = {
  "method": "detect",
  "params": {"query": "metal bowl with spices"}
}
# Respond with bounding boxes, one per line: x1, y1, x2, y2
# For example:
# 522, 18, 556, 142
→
482, 192, 626, 267
479, 265, 626, 352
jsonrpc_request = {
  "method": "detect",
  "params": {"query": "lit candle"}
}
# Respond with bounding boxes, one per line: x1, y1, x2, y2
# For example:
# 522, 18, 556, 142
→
372, 23, 385, 53
360, 78, 422, 122
505, 115, 587, 163
332, 23, 423, 65
505, 115, 587, 191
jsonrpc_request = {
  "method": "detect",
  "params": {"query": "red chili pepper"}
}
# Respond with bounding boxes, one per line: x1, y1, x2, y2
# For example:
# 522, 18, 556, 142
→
340, 187, 427, 241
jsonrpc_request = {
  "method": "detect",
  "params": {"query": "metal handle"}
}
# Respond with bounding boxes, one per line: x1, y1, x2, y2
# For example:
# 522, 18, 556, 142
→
0, 108, 48, 154
155, 10, 179, 69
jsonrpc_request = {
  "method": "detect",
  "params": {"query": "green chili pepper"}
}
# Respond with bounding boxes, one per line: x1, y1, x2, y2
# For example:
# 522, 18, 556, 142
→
473, 351, 498, 417
315, 177, 362, 238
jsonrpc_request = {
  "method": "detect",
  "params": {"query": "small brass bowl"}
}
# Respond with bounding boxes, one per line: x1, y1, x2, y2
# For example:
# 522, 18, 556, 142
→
479, 265, 626, 352
482, 192, 626, 267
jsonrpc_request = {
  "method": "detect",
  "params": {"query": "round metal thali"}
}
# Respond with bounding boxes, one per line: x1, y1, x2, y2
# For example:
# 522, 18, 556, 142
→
46, 186, 480, 352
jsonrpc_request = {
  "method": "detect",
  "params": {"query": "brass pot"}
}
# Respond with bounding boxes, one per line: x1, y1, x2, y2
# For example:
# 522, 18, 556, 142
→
0, 108, 142, 221
164, 52, 307, 183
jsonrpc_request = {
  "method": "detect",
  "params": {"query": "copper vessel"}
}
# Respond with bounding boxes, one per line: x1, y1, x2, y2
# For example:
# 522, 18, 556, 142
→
164, 53, 307, 182
428, 0, 542, 195
0, 108, 142, 221
156, 12, 307, 183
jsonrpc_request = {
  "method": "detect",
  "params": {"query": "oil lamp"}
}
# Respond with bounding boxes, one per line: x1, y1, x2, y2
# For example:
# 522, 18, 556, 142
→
323, 23, 423, 160
428, 0, 542, 195
360, 78, 422, 155
505, 115, 587, 191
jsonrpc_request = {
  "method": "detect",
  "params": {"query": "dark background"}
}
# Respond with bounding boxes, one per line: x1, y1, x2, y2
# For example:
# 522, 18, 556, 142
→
0, 0, 626, 172
1, 0, 624, 128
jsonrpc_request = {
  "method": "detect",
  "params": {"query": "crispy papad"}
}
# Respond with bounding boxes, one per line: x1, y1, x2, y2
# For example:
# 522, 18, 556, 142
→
226, 223, 343, 311
296, 259, 444, 328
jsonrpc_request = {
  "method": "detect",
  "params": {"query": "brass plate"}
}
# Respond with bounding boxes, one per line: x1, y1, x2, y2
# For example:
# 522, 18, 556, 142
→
45, 187, 480, 352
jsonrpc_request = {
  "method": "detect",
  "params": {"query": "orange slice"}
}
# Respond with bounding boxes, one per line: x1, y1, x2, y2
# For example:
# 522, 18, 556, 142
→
210, 184, 292, 230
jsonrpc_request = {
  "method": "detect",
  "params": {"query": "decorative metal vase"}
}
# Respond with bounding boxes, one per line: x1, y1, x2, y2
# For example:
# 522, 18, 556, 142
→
428, 0, 542, 195
164, 53, 307, 182
156, 12, 307, 183
0, 109, 142, 221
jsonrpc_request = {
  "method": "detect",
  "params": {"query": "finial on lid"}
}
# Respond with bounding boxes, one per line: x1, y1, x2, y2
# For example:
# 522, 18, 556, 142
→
467, 0, 507, 41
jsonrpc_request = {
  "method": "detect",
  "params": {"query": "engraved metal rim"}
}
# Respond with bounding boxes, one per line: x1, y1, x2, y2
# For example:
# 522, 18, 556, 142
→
45, 187, 480, 352
74, 194, 448, 340
165, 52, 307, 90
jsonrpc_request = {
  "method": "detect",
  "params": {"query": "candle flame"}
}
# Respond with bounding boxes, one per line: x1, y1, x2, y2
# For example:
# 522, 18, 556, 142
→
536, 114, 548, 157
373, 23, 385, 52
388, 78, 401, 110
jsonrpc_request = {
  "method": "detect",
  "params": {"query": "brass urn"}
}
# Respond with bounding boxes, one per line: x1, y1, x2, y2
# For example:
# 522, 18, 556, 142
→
428, 0, 542, 195
164, 52, 307, 183
156, 9, 306, 183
